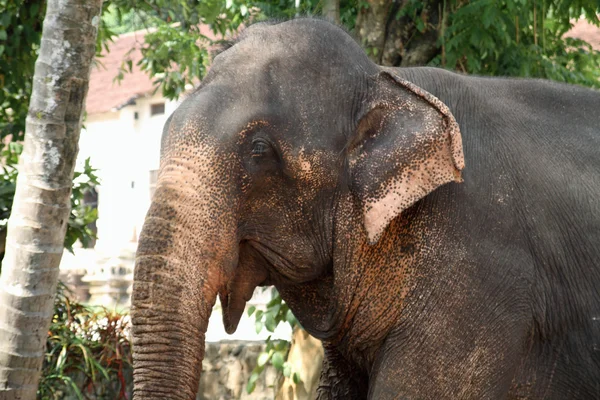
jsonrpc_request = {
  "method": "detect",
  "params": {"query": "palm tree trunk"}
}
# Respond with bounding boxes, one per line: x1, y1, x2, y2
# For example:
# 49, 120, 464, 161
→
0, 1, 103, 398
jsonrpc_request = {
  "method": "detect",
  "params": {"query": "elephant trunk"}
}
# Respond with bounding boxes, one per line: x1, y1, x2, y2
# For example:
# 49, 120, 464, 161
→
131, 160, 238, 400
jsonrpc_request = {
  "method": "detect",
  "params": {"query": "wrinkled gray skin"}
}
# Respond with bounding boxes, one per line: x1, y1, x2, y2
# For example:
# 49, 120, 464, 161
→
131, 19, 600, 399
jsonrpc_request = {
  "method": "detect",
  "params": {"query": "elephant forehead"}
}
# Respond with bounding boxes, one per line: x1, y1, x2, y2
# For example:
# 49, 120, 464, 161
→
209, 20, 375, 98
165, 20, 378, 154
214, 20, 352, 69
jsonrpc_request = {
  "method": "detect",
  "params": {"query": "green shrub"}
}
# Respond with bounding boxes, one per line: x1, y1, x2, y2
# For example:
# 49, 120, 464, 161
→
37, 283, 132, 400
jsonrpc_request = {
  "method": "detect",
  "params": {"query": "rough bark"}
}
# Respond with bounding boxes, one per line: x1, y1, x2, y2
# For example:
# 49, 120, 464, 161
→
0, 1, 103, 398
355, 0, 393, 64
355, 0, 443, 67
322, 0, 340, 25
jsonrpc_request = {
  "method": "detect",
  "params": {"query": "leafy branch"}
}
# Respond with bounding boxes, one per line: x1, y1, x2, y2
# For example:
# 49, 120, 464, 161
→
246, 288, 303, 393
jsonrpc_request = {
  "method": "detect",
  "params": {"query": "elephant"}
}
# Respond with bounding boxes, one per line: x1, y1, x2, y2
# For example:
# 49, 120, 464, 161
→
131, 18, 600, 399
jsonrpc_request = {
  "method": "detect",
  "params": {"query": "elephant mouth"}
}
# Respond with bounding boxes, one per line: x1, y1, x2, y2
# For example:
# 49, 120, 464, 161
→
219, 242, 269, 334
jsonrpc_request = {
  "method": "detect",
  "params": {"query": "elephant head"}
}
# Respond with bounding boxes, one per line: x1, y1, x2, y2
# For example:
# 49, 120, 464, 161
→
131, 19, 463, 399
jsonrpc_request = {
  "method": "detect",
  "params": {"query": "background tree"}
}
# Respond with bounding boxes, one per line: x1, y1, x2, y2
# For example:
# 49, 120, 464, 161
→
102, 0, 599, 96
0, 1, 103, 398
0, 2, 100, 262
0, 1, 44, 140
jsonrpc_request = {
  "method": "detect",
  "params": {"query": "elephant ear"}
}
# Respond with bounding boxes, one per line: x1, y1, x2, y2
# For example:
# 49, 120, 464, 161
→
348, 70, 465, 244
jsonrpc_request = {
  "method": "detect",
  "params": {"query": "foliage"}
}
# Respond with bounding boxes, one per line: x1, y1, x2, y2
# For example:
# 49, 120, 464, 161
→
246, 288, 302, 393
37, 282, 132, 400
104, 0, 247, 101
3, 0, 599, 141
0, 0, 45, 141
104, 0, 361, 103
138, 23, 212, 99
65, 158, 100, 253
0, 141, 99, 255
102, 5, 151, 35
0, 1, 100, 255
439, 0, 600, 88
0, 141, 20, 226
106, 0, 600, 100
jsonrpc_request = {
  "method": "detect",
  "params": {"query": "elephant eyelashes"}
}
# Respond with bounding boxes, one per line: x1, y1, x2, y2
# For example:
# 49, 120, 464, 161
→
251, 139, 271, 157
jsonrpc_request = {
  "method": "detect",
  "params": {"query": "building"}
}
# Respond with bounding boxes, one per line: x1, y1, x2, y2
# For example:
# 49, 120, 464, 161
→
565, 17, 600, 50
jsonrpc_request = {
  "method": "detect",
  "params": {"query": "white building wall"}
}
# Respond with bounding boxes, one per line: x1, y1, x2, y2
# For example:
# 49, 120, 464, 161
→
77, 94, 176, 253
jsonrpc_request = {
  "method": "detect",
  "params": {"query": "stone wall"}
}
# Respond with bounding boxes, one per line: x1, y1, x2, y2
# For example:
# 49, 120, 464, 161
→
198, 341, 278, 400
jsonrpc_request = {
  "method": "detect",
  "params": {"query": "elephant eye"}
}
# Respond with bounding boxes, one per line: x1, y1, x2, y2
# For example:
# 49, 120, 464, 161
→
251, 139, 270, 157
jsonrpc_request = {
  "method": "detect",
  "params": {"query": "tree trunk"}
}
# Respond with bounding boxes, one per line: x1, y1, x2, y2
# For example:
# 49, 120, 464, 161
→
0, 1, 103, 398
322, 0, 340, 24
276, 328, 324, 400
355, 0, 393, 64
355, 0, 442, 67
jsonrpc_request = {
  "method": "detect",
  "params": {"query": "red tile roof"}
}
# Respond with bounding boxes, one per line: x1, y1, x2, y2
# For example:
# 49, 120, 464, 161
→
86, 26, 218, 115
564, 18, 600, 50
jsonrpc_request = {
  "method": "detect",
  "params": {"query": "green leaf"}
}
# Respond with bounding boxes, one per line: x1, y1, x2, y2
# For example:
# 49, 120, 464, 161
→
293, 372, 301, 384
283, 362, 292, 378
255, 320, 263, 334
257, 351, 270, 367
285, 309, 297, 325
61, 375, 85, 400
246, 371, 260, 393
55, 345, 67, 372
415, 18, 425, 33
481, 6, 495, 29
274, 340, 288, 351
272, 351, 284, 370
247, 305, 256, 316
265, 313, 276, 332
267, 291, 281, 306
269, 303, 281, 316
